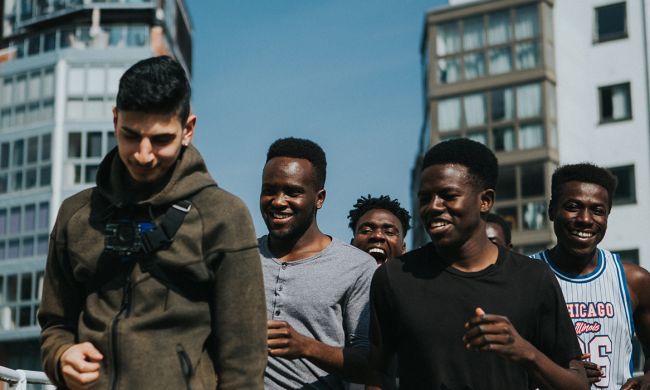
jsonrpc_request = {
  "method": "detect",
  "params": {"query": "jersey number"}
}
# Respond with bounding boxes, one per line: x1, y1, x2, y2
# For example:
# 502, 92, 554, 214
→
578, 335, 612, 388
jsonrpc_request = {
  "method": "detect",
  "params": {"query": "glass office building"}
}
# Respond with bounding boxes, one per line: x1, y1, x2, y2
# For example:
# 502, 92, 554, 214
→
0, 0, 192, 370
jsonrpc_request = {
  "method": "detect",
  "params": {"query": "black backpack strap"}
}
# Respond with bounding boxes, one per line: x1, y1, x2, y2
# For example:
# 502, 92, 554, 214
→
141, 200, 192, 254
137, 200, 208, 300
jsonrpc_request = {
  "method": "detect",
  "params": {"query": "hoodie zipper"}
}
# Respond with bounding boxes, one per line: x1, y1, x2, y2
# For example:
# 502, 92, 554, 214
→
109, 262, 134, 390
176, 344, 194, 390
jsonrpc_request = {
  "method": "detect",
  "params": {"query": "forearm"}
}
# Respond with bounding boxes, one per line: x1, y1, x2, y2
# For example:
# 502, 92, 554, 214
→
303, 340, 372, 384
526, 352, 588, 390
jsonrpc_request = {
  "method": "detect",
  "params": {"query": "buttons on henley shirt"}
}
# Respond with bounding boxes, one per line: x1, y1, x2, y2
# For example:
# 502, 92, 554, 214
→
273, 262, 289, 317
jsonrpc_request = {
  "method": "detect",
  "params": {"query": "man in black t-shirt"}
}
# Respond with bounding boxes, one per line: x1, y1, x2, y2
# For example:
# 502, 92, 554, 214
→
369, 139, 588, 390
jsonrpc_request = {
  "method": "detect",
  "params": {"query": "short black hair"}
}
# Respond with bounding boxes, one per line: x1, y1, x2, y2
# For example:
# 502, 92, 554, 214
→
116, 56, 191, 124
486, 213, 512, 246
550, 163, 618, 210
348, 194, 412, 236
266, 137, 327, 189
421, 138, 498, 190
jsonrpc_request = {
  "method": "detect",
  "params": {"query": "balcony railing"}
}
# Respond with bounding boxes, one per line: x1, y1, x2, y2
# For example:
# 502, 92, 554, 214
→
0, 366, 54, 390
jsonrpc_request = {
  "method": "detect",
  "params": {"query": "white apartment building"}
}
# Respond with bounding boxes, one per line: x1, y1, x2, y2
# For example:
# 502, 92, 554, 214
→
554, 0, 650, 267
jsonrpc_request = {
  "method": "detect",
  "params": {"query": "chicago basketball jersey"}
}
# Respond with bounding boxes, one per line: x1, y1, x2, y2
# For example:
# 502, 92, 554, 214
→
531, 248, 634, 389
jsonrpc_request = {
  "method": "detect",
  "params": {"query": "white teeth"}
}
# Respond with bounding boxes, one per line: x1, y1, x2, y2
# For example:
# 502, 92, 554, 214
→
431, 221, 448, 228
272, 212, 290, 219
368, 248, 386, 255
571, 230, 594, 238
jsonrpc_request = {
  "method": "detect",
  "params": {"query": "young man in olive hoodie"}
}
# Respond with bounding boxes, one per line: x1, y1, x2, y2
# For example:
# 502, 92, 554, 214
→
38, 56, 267, 390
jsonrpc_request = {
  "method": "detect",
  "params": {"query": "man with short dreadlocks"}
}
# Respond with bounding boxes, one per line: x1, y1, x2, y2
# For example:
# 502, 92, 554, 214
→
348, 195, 411, 265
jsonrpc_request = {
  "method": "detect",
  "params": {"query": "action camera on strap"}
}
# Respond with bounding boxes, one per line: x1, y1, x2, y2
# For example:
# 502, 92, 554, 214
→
104, 200, 192, 257
104, 221, 155, 256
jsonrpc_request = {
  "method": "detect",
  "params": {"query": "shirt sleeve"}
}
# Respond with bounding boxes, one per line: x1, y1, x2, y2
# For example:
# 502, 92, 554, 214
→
534, 266, 582, 366
38, 218, 85, 388
370, 264, 399, 365
342, 258, 375, 351
206, 199, 267, 390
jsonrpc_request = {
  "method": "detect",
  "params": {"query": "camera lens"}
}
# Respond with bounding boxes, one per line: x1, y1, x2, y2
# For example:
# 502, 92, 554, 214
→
117, 224, 135, 243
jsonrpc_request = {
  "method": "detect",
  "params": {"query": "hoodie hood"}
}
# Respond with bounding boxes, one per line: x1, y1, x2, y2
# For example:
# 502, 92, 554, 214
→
96, 144, 217, 207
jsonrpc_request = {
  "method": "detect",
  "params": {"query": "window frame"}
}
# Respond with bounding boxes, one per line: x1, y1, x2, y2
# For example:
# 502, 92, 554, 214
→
608, 164, 636, 205
594, 2, 628, 44
434, 3, 542, 85
614, 248, 639, 265
598, 82, 632, 124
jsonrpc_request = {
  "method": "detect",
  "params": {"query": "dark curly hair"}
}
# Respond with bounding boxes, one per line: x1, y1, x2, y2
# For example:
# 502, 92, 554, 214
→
486, 213, 512, 246
116, 56, 191, 124
550, 163, 618, 210
266, 137, 327, 189
422, 138, 498, 190
348, 194, 411, 237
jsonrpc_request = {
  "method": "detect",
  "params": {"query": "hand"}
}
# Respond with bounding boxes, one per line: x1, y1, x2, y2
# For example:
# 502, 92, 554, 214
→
60, 342, 103, 390
620, 372, 650, 390
267, 320, 313, 360
578, 353, 602, 385
463, 307, 535, 363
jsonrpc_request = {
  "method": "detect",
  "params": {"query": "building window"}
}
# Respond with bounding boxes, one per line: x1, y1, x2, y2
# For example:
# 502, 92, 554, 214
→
0, 201, 49, 261
1, 143, 9, 169
463, 93, 486, 127
66, 130, 114, 184
437, 22, 461, 56
616, 249, 639, 265
599, 83, 631, 122
494, 161, 551, 234
435, 4, 540, 85
438, 97, 462, 131
595, 2, 627, 43
1, 68, 55, 127
0, 209, 6, 235
609, 165, 636, 205
0, 272, 43, 330
0, 133, 52, 195
436, 82, 549, 151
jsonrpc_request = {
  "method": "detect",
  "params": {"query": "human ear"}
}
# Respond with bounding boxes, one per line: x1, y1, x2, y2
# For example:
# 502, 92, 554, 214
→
181, 114, 196, 146
316, 189, 326, 209
548, 200, 555, 221
480, 189, 495, 214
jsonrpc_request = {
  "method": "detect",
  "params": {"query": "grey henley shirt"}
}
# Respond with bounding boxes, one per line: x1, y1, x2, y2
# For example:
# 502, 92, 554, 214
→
259, 236, 377, 389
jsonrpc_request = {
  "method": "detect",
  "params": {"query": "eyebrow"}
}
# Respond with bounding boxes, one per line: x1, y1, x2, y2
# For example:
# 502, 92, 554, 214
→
120, 126, 140, 135
120, 126, 177, 138
359, 222, 399, 229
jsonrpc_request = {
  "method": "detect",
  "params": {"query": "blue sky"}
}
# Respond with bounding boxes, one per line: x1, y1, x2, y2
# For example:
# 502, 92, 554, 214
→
187, 1, 445, 246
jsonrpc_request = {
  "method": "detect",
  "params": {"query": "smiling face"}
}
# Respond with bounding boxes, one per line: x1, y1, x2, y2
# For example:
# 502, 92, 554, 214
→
550, 180, 609, 260
352, 208, 406, 264
418, 164, 493, 250
260, 157, 325, 242
113, 108, 194, 185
